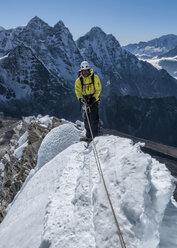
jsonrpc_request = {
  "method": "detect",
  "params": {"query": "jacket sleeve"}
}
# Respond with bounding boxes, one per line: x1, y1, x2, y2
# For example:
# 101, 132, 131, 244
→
93, 75, 102, 101
75, 78, 82, 100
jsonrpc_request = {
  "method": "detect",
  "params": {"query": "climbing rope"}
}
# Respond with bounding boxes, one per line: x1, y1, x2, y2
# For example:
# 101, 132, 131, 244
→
84, 104, 127, 248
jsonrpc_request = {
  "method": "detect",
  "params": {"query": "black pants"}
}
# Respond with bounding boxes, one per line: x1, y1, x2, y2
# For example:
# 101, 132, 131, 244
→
84, 102, 99, 138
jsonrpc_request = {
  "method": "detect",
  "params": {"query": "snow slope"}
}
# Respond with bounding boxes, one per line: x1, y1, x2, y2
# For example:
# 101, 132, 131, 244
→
0, 122, 176, 248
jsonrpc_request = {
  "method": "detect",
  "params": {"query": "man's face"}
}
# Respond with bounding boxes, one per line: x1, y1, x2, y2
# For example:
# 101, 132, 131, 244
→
82, 69, 90, 77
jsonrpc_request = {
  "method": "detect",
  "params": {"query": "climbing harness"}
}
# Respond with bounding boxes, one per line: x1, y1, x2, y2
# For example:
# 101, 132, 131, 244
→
84, 103, 127, 248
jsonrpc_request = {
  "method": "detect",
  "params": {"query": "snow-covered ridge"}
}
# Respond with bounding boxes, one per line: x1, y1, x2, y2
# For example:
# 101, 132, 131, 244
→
0, 121, 176, 248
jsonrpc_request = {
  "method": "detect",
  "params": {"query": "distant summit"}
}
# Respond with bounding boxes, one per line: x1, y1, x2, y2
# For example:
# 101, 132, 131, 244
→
123, 34, 177, 59
123, 34, 177, 79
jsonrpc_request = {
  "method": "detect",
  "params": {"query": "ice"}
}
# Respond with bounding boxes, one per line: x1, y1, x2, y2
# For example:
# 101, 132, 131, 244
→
3, 153, 10, 162
13, 141, 28, 160
0, 162, 4, 170
0, 122, 176, 248
12, 131, 29, 160
16, 121, 23, 130
17, 131, 28, 147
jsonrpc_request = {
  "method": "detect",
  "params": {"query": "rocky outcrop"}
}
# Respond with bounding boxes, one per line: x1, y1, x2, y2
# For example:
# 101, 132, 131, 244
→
0, 117, 19, 160
0, 115, 62, 222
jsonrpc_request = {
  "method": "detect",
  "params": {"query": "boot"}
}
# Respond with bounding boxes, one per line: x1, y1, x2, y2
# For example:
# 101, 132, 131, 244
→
80, 136, 92, 142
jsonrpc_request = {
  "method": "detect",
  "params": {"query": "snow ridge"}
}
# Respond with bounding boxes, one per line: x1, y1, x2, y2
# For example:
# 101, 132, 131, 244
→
0, 122, 176, 248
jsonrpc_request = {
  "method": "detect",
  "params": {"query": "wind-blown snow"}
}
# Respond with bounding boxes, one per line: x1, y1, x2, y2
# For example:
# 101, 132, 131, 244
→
36, 123, 84, 169
0, 122, 176, 248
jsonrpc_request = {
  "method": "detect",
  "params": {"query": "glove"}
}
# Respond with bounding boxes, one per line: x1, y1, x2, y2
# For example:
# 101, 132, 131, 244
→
79, 97, 86, 106
89, 97, 97, 107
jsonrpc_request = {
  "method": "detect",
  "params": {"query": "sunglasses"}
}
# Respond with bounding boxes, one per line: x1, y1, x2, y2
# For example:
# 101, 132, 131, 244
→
81, 69, 90, 74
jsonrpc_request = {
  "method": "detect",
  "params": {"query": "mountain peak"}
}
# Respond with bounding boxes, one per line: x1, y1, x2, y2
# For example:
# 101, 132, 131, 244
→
27, 16, 49, 28
88, 26, 106, 37
77, 26, 120, 47
53, 20, 73, 38
54, 20, 66, 29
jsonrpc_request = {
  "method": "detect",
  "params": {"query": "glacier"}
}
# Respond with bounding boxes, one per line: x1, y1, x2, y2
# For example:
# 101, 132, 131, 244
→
0, 122, 176, 248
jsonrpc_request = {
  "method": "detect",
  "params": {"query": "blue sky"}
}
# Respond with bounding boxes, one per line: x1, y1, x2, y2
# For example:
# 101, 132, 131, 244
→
0, 0, 177, 45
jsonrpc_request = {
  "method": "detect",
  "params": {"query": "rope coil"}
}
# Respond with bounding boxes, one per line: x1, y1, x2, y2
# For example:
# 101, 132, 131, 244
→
84, 104, 127, 248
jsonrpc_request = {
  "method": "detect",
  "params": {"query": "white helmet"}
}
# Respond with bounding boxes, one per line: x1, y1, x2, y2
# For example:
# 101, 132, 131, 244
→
80, 61, 90, 70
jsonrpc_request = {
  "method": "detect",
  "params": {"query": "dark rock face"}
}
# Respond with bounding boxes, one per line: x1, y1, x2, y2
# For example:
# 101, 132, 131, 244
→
100, 95, 177, 147
0, 44, 79, 119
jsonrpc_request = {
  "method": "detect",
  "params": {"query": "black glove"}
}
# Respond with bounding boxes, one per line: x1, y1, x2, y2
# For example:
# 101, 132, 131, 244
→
89, 97, 97, 107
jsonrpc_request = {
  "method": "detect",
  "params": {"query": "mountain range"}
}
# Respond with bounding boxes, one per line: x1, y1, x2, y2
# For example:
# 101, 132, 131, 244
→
1, 16, 177, 102
1, 17, 177, 146
123, 34, 177, 79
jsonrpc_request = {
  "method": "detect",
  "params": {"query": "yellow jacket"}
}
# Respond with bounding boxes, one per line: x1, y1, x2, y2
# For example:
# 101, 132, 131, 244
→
75, 70, 102, 101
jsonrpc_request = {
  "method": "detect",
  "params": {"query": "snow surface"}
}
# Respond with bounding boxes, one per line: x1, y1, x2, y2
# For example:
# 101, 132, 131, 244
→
38, 115, 52, 128
36, 123, 84, 169
0, 122, 176, 248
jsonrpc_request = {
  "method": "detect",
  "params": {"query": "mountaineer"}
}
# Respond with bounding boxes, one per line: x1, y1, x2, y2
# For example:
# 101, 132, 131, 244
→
75, 61, 102, 142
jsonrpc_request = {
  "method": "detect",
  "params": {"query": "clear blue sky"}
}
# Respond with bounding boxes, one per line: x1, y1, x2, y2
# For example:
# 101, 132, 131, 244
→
0, 0, 177, 45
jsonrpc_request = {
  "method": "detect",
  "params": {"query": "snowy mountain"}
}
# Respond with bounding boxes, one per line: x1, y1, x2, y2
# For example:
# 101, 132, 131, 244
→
123, 35, 177, 79
144, 45, 177, 79
0, 25, 24, 57
77, 29, 177, 98
1, 17, 177, 144
0, 43, 78, 119
0, 121, 177, 247
123, 34, 177, 59
0, 17, 177, 105
0, 16, 82, 84
159, 45, 177, 58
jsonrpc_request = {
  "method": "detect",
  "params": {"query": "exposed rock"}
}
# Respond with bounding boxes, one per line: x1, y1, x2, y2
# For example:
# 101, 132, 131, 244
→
0, 118, 19, 159
0, 115, 62, 222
